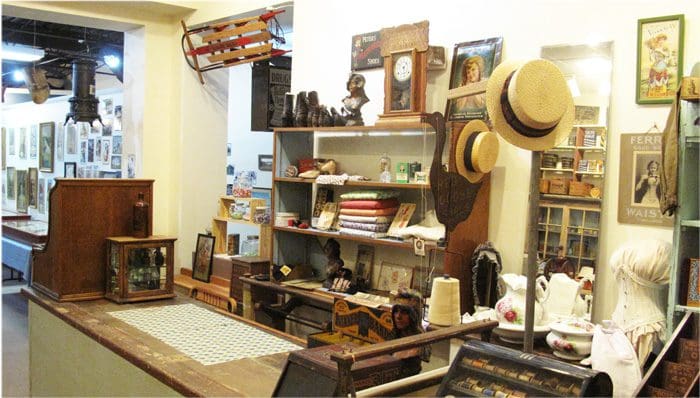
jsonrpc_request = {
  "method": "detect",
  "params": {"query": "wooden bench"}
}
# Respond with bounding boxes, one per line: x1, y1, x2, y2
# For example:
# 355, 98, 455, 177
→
175, 271, 237, 313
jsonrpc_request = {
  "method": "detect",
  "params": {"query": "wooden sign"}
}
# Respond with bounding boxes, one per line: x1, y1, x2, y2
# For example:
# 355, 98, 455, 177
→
379, 20, 429, 55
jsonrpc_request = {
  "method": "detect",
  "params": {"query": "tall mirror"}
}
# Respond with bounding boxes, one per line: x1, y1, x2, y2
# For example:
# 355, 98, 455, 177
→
535, 41, 613, 320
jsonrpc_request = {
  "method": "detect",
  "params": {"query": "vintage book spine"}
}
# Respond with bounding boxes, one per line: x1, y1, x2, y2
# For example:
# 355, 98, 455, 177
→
686, 258, 700, 307
661, 360, 697, 393
678, 338, 700, 368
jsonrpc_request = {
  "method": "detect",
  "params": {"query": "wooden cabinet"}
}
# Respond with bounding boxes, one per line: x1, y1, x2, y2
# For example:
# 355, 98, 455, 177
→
229, 255, 270, 302
271, 123, 437, 284
537, 202, 600, 274
105, 236, 176, 303
666, 93, 700, 335
32, 179, 154, 302
211, 195, 271, 257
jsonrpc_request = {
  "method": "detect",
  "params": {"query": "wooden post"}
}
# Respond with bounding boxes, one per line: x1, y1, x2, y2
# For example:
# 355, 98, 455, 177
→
523, 151, 542, 353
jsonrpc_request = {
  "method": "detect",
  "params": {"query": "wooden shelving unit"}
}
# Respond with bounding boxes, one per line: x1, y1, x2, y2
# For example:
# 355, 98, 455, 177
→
211, 195, 271, 257
537, 202, 600, 273
271, 122, 437, 280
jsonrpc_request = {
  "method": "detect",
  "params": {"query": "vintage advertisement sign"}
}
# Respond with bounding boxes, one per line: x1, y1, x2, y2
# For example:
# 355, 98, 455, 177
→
617, 133, 673, 227
351, 31, 383, 71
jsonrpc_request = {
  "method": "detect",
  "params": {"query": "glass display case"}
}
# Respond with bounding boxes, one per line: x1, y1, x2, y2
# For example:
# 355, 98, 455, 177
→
105, 236, 177, 303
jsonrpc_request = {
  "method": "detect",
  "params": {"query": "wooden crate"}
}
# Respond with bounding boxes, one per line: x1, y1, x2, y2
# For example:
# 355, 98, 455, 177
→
549, 178, 570, 195
539, 179, 550, 194
569, 181, 594, 197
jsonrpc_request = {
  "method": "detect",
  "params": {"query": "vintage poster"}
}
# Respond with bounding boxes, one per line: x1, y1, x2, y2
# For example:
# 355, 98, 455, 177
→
446, 37, 503, 122
636, 15, 684, 104
617, 133, 673, 227
351, 31, 383, 71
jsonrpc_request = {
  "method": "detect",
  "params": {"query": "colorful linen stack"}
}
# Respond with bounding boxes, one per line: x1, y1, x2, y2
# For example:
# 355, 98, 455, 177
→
337, 191, 400, 239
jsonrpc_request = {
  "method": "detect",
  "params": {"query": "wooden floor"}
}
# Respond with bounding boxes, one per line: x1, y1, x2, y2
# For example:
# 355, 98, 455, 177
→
2, 268, 29, 397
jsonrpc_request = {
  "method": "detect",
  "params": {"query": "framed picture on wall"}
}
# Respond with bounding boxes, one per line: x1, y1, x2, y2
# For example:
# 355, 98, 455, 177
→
16, 169, 28, 213
377, 261, 414, 292
64, 162, 77, 178
618, 133, 673, 227
38, 178, 45, 214
192, 233, 215, 283
6, 167, 16, 200
636, 14, 684, 104
66, 124, 77, 155
19, 127, 26, 160
258, 154, 273, 171
8, 128, 15, 156
28, 168, 38, 208
446, 37, 503, 122
2, 128, 5, 170
56, 124, 64, 162
29, 125, 38, 160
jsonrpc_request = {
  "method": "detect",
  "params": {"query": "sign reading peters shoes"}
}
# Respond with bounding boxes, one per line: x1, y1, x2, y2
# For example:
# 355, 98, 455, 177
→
351, 31, 383, 71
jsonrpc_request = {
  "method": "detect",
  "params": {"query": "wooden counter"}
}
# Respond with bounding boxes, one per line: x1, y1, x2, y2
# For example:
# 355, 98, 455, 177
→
22, 287, 305, 397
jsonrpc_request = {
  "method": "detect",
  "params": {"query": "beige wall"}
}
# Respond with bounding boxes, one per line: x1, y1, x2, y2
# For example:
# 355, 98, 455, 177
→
5, 1, 698, 323
291, 0, 698, 322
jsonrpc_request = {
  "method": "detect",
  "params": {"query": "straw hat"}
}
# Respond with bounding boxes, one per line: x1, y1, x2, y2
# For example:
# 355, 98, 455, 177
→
486, 59, 574, 151
454, 119, 499, 183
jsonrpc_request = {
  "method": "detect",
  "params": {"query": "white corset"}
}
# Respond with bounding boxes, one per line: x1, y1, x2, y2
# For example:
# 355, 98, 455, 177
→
609, 239, 671, 365
611, 265, 667, 332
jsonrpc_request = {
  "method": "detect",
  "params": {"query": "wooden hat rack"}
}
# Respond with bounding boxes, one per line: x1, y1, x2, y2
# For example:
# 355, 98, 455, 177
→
181, 9, 290, 84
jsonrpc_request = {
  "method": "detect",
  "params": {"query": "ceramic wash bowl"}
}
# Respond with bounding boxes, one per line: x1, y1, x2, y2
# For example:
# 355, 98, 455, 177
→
493, 323, 550, 344
545, 319, 595, 360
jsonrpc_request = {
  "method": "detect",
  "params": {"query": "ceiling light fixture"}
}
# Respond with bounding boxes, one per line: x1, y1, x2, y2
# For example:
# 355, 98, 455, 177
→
2, 43, 45, 62
104, 54, 120, 69
12, 69, 26, 82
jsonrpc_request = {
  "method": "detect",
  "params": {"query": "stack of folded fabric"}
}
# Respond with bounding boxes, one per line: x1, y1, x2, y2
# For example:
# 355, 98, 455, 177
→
337, 191, 399, 239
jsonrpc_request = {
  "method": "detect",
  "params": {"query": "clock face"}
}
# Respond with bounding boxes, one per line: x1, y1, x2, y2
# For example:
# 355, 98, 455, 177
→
393, 55, 413, 82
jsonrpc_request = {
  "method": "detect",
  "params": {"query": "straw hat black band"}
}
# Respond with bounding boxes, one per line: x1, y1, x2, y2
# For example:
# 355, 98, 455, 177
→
463, 131, 480, 173
500, 72, 556, 139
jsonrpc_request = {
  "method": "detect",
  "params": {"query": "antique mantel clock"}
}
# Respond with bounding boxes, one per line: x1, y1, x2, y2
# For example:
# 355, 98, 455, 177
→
376, 21, 429, 126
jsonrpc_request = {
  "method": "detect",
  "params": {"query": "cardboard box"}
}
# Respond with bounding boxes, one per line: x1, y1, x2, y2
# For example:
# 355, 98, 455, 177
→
396, 162, 409, 183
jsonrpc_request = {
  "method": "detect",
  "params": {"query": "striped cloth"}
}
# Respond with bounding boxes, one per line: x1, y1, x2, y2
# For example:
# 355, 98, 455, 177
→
338, 227, 388, 239
338, 221, 390, 232
338, 214, 394, 223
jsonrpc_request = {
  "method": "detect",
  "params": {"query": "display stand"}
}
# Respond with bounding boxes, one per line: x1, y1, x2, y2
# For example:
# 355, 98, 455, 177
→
523, 151, 542, 353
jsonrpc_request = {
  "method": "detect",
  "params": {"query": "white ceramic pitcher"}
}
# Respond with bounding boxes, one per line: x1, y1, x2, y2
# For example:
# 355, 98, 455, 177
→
495, 274, 547, 326
537, 273, 587, 322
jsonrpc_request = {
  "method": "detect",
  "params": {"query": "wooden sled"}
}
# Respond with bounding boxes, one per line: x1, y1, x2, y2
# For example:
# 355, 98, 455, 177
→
181, 10, 290, 84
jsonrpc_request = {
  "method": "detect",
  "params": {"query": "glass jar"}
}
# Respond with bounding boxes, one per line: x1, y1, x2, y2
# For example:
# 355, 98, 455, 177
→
241, 235, 259, 257
234, 174, 252, 197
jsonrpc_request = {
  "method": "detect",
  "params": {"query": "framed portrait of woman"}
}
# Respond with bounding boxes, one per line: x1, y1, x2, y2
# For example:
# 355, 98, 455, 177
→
617, 133, 673, 227
446, 37, 503, 122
